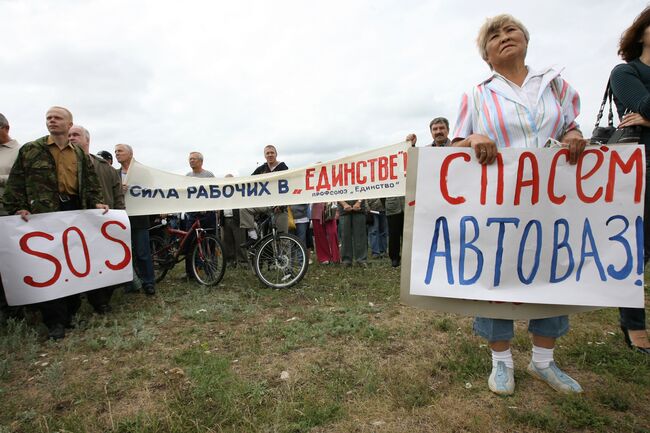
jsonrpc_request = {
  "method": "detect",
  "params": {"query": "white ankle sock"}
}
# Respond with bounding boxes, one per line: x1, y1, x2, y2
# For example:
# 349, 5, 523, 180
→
531, 345, 554, 369
491, 348, 513, 369
247, 229, 258, 240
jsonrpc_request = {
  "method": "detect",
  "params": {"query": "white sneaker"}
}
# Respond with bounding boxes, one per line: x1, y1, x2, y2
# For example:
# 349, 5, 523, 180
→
527, 361, 583, 394
488, 361, 515, 395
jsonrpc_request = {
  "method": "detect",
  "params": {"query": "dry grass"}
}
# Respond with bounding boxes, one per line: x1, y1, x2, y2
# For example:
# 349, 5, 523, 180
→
1, 260, 649, 433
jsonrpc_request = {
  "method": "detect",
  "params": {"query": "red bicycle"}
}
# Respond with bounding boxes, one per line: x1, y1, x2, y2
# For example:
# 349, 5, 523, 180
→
148, 214, 226, 286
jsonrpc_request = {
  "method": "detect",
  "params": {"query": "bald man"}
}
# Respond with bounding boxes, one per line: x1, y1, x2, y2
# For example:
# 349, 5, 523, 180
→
69, 125, 124, 313
3, 107, 107, 339
115, 143, 156, 296
69, 125, 124, 210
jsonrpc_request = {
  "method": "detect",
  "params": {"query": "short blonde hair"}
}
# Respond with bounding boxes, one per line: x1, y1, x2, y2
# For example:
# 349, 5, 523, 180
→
476, 14, 530, 63
47, 106, 73, 122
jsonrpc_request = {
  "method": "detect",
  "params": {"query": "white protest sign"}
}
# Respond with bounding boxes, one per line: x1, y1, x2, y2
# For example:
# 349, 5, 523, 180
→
124, 141, 409, 215
401, 146, 645, 319
0, 210, 133, 306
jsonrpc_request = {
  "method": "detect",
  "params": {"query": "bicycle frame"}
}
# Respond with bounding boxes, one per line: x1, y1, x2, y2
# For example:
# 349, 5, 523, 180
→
149, 215, 220, 283
245, 213, 275, 253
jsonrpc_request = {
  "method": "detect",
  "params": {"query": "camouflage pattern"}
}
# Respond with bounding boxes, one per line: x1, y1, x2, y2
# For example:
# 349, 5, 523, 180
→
3, 136, 104, 214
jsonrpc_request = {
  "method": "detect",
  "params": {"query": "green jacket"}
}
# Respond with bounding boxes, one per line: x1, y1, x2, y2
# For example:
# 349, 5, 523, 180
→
384, 196, 405, 216
3, 136, 104, 214
90, 154, 124, 210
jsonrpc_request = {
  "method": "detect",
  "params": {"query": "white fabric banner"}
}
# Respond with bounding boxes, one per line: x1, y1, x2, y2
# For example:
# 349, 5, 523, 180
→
0, 210, 133, 306
124, 142, 409, 215
401, 146, 645, 318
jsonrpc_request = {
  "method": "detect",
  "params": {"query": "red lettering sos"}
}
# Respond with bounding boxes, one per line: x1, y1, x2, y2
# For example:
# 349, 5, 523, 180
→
18, 220, 131, 288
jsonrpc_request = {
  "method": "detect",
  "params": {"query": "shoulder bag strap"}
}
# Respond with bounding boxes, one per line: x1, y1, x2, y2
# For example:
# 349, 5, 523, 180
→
595, 81, 614, 128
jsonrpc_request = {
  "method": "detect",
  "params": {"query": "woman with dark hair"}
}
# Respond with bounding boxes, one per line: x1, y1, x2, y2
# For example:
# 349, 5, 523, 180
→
453, 14, 587, 395
609, 6, 650, 355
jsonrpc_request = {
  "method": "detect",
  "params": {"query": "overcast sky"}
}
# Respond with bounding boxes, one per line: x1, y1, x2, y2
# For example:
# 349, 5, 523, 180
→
0, 0, 645, 176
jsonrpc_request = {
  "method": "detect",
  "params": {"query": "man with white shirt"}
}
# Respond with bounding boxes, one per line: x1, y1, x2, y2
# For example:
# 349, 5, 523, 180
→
0, 113, 21, 216
0, 113, 21, 323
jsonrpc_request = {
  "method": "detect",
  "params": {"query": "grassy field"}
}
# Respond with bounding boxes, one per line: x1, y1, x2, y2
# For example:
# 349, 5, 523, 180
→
1, 259, 649, 433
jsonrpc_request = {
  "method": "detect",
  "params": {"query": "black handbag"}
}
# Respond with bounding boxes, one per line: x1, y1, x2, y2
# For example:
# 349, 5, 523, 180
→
590, 76, 641, 145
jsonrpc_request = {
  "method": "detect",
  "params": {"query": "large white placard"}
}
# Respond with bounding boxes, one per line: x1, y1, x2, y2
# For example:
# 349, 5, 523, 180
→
124, 142, 409, 215
0, 210, 133, 306
405, 146, 645, 310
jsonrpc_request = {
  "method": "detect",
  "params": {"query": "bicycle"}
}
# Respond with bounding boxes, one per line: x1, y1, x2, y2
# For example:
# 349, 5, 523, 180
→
148, 214, 226, 286
244, 212, 309, 289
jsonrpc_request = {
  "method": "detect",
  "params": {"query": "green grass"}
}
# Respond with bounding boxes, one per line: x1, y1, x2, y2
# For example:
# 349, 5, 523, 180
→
0, 260, 649, 433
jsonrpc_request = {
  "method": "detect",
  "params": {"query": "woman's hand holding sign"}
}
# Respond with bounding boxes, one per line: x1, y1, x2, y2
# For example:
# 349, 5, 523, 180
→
453, 134, 498, 165
560, 129, 587, 165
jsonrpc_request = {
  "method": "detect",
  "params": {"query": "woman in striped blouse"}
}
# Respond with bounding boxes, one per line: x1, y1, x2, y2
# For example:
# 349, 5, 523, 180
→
452, 14, 587, 396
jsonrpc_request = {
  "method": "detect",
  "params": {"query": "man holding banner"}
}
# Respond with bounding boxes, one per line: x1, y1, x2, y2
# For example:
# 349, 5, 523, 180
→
240, 145, 289, 248
405, 116, 452, 148
115, 143, 156, 296
3, 106, 108, 339
69, 125, 124, 314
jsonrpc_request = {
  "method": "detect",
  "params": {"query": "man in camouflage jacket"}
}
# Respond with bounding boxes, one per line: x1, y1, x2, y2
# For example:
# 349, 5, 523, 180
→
3, 106, 107, 340
3, 136, 104, 215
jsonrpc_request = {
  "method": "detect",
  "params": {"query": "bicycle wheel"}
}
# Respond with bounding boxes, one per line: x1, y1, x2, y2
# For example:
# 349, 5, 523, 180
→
191, 234, 226, 286
149, 235, 171, 283
253, 233, 308, 289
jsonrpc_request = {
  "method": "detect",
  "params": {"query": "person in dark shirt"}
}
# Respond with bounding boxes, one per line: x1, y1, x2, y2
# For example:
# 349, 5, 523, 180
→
609, 6, 650, 355
405, 116, 452, 147
240, 145, 289, 248
115, 143, 156, 296
69, 125, 123, 314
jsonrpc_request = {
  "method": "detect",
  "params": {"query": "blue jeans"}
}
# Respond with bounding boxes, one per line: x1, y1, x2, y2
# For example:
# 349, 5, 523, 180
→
132, 228, 155, 286
473, 316, 569, 341
368, 212, 387, 255
294, 222, 309, 247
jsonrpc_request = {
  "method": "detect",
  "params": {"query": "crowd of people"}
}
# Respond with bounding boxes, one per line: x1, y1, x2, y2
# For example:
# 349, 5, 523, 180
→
0, 108, 427, 340
1, 8, 649, 398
